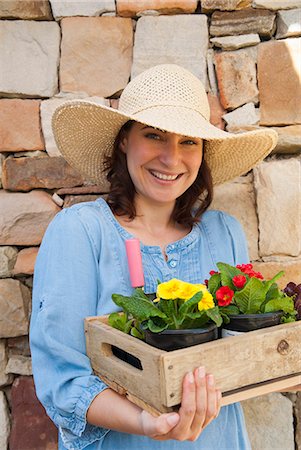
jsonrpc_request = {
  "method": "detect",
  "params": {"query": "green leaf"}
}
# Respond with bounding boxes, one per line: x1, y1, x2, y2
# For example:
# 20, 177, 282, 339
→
159, 298, 178, 318
234, 277, 266, 314
108, 312, 134, 334
205, 306, 223, 327
178, 292, 202, 316
216, 262, 241, 290
264, 296, 295, 314
147, 317, 169, 333
130, 327, 144, 339
112, 293, 167, 322
208, 273, 222, 297
219, 304, 240, 315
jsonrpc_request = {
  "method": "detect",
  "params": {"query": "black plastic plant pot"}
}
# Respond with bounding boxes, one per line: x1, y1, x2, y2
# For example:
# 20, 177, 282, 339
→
144, 323, 218, 351
222, 311, 284, 337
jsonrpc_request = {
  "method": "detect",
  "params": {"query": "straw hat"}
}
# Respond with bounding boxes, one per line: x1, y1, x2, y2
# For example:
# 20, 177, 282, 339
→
52, 64, 277, 186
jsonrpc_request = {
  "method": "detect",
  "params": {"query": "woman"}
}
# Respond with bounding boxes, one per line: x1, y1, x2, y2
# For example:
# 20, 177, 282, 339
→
30, 64, 278, 450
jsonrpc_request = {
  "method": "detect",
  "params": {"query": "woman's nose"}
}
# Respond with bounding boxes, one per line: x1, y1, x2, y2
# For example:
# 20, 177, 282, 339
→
160, 139, 181, 167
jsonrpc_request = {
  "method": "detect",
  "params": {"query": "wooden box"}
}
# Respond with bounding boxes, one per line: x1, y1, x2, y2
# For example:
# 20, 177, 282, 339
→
85, 316, 301, 416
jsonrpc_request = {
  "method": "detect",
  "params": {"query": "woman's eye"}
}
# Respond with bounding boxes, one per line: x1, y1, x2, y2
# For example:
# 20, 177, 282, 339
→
145, 133, 161, 140
182, 140, 197, 145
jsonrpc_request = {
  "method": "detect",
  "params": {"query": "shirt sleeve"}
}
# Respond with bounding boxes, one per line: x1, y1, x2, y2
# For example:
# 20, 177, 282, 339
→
30, 207, 110, 450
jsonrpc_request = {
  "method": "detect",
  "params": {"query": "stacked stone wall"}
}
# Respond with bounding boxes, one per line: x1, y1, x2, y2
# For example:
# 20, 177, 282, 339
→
0, 1, 300, 449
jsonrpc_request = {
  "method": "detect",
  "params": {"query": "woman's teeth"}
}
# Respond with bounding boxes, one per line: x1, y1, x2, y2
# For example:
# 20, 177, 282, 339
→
150, 170, 179, 181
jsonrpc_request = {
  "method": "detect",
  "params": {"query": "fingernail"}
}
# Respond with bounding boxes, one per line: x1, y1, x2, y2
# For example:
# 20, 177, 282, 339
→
198, 367, 205, 378
167, 413, 179, 426
187, 371, 194, 383
208, 374, 214, 385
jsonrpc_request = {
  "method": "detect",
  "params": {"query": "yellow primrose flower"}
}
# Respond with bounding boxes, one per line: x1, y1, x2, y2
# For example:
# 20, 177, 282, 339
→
198, 291, 214, 311
157, 279, 183, 300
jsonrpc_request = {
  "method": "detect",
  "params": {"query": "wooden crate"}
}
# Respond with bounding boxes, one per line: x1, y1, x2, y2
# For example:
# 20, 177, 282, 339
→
85, 316, 301, 416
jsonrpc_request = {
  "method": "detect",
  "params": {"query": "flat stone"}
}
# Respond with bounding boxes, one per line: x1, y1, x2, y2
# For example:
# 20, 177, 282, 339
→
0, 341, 13, 387
0, 246, 18, 278
252, 259, 301, 289
0, 1, 52, 19
258, 38, 301, 125
210, 174, 259, 260
215, 48, 258, 109
201, 0, 251, 10
223, 102, 259, 128
117, 0, 197, 17
7, 336, 31, 357
254, 159, 301, 257
210, 33, 260, 50
132, 15, 209, 88
56, 185, 107, 195
207, 92, 226, 130
0, 99, 44, 152
13, 150, 47, 159
60, 17, 133, 97
210, 9, 276, 37
41, 95, 109, 158
0, 279, 30, 338
50, 0, 115, 19
276, 9, 301, 39
0, 21, 60, 98
0, 154, 4, 188
12, 248, 38, 276
243, 393, 295, 450
0, 391, 10, 450
295, 392, 301, 449
64, 194, 102, 208
9, 376, 58, 450
253, 0, 301, 9
6, 355, 32, 376
207, 49, 218, 94
0, 190, 61, 246
271, 125, 301, 154
2, 156, 84, 191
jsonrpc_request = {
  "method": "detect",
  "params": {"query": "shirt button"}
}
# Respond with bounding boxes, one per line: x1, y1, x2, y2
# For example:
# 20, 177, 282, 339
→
169, 260, 177, 268
169, 244, 175, 250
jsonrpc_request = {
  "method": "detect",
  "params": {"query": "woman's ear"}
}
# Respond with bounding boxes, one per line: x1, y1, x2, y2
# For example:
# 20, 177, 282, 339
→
119, 136, 128, 154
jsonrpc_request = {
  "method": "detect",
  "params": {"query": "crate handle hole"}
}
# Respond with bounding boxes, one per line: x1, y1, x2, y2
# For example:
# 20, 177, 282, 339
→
111, 345, 143, 370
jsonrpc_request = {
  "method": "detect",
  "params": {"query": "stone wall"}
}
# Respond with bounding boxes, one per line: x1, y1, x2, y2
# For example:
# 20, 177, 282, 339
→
0, 1, 300, 449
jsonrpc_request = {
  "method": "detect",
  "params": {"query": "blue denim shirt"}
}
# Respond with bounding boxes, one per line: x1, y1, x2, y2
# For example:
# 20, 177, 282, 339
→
30, 198, 251, 450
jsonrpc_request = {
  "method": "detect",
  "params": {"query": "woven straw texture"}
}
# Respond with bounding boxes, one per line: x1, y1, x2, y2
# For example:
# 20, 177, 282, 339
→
52, 64, 278, 186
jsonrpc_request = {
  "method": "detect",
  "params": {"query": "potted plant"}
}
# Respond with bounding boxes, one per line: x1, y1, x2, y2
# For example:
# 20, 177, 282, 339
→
206, 262, 297, 337
109, 279, 223, 351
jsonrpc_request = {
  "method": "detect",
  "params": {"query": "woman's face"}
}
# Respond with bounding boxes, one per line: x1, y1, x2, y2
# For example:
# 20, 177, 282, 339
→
120, 122, 203, 208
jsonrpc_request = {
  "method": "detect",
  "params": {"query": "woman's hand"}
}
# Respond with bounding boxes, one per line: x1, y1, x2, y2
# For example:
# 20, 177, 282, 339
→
140, 366, 221, 441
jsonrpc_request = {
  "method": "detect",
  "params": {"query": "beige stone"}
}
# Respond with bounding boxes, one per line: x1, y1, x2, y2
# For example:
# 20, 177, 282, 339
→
0, 154, 4, 188
243, 393, 294, 450
40, 95, 109, 157
5, 355, 32, 376
254, 159, 301, 257
276, 9, 301, 39
207, 49, 218, 94
215, 48, 258, 109
0, 20, 60, 98
132, 15, 209, 87
7, 336, 31, 357
0, 246, 18, 278
210, 175, 259, 260
252, 259, 301, 288
272, 125, 301, 154
253, 0, 301, 9
223, 102, 259, 129
50, 0, 115, 19
210, 33, 260, 50
210, 9, 276, 37
0, 279, 30, 338
12, 248, 38, 276
12, 150, 47, 159
60, 17, 133, 98
117, 0, 197, 17
207, 93, 226, 130
258, 38, 301, 126
64, 194, 101, 208
0, 1, 52, 19
2, 156, 84, 191
0, 391, 10, 450
0, 190, 61, 246
0, 341, 13, 387
202, 0, 251, 10
295, 392, 301, 450
0, 99, 44, 152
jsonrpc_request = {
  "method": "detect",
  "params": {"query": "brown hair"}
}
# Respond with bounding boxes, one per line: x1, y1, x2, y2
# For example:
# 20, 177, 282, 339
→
104, 121, 213, 227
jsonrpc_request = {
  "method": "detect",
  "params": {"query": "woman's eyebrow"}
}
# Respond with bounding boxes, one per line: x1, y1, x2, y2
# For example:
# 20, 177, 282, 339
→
141, 125, 166, 133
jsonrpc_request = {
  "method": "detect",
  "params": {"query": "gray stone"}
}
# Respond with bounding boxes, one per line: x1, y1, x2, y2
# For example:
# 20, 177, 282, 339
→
0, 341, 13, 387
253, 0, 301, 9
0, 154, 4, 188
272, 125, 301, 154
276, 9, 301, 39
12, 150, 47, 158
202, 0, 252, 9
0, 246, 18, 278
0, 20, 60, 98
207, 49, 218, 95
210, 174, 259, 260
210, 9, 276, 37
5, 355, 32, 376
210, 33, 260, 50
0, 391, 10, 450
132, 15, 209, 88
254, 159, 301, 257
243, 393, 295, 450
223, 103, 259, 129
50, 0, 115, 19
0, 279, 30, 338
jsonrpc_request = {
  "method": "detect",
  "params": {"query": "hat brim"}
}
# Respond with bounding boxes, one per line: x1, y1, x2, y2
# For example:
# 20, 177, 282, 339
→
52, 100, 278, 187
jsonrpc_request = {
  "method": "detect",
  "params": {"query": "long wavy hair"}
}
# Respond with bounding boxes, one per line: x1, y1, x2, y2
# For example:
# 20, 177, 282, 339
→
103, 121, 213, 227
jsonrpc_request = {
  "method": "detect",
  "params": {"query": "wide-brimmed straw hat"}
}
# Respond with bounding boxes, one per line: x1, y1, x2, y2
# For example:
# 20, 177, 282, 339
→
52, 64, 277, 186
